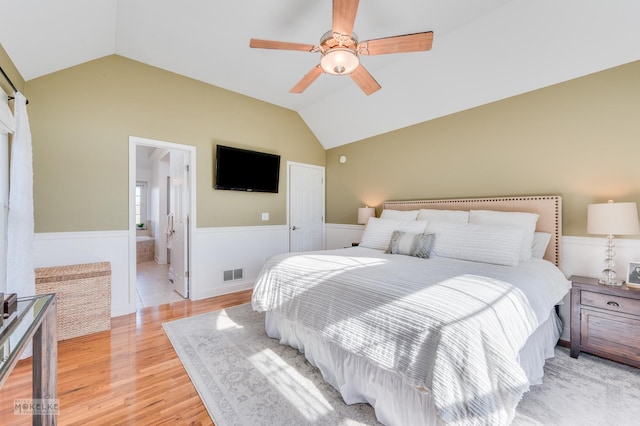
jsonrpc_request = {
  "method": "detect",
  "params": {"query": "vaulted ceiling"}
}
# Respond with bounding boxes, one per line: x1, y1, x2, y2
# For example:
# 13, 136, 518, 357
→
1, 0, 638, 149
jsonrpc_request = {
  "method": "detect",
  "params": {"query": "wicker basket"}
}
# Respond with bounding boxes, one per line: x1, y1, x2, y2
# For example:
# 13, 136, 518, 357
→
35, 262, 111, 341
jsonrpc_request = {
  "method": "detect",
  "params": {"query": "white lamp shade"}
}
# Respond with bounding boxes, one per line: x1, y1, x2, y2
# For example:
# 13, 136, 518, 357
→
358, 207, 375, 225
587, 201, 640, 235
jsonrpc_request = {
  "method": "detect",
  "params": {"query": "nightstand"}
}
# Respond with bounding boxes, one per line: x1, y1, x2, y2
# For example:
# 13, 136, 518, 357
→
570, 275, 640, 368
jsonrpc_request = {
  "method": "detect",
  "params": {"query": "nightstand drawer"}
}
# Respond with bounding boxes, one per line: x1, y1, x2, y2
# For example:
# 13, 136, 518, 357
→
570, 275, 640, 368
581, 291, 640, 316
581, 309, 640, 364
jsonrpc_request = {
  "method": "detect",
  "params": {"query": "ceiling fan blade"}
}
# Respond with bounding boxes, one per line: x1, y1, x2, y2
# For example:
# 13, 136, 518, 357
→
250, 38, 315, 52
290, 65, 324, 94
350, 64, 381, 96
359, 31, 433, 56
332, 0, 359, 36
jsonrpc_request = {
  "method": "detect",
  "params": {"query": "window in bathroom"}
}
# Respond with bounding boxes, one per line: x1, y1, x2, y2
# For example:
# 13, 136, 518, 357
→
136, 181, 148, 229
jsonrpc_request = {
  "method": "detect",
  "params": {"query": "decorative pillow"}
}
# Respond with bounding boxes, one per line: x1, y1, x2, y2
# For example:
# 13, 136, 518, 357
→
532, 232, 552, 258
428, 221, 525, 266
360, 218, 429, 250
380, 209, 419, 220
386, 231, 435, 258
416, 209, 469, 223
468, 210, 539, 261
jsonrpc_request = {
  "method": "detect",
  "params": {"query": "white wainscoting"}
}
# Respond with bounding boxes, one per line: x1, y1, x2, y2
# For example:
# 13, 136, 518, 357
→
34, 225, 290, 317
324, 223, 365, 249
35, 231, 130, 317
35, 226, 640, 342
192, 225, 289, 301
558, 235, 640, 341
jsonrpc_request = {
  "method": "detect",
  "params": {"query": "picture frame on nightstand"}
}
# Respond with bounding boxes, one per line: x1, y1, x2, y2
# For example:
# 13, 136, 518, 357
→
627, 261, 640, 288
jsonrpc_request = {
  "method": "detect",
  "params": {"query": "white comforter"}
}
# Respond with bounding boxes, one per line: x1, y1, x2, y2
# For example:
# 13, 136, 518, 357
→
252, 247, 570, 425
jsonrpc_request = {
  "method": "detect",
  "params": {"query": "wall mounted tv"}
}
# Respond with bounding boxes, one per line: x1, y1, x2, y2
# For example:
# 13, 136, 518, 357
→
214, 145, 281, 193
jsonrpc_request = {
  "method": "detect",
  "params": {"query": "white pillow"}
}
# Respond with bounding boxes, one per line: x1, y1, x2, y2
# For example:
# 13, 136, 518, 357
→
468, 210, 539, 260
397, 219, 429, 234
380, 209, 419, 220
360, 218, 429, 250
416, 209, 469, 223
386, 231, 435, 258
428, 221, 525, 266
532, 232, 552, 258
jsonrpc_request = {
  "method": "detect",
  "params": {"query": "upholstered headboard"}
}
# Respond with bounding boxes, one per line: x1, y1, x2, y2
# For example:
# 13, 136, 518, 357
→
382, 195, 562, 266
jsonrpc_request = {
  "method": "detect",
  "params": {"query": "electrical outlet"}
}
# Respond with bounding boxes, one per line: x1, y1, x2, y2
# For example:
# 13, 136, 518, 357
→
261, 212, 269, 221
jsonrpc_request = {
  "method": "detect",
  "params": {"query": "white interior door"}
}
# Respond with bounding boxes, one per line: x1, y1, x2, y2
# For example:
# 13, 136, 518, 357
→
168, 149, 190, 298
288, 162, 325, 252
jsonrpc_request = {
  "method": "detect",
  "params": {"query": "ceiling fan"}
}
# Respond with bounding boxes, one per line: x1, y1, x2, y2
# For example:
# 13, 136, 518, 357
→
249, 0, 433, 96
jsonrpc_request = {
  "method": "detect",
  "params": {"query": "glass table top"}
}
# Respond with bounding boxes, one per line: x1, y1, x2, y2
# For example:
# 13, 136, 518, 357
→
0, 294, 56, 387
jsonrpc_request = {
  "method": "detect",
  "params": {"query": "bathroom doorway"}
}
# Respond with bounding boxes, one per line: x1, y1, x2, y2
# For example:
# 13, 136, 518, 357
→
129, 136, 196, 312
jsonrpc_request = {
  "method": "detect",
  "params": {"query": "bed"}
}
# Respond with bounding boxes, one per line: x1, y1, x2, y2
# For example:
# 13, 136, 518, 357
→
252, 195, 570, 425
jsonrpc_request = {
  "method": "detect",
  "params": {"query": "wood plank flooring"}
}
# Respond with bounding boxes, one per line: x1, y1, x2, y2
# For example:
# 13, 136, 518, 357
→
0, 290, 253, 425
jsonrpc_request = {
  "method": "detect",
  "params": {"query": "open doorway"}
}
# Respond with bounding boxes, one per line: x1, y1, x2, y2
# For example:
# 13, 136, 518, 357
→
129, 137, 195, 312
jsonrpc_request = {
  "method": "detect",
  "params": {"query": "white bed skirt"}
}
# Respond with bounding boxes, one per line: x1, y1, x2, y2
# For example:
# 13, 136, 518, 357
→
265, 309, 562, 425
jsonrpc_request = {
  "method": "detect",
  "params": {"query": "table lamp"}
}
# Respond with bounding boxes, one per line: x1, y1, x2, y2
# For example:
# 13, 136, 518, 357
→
587, 200, 640, 286
357, 207, 375, 225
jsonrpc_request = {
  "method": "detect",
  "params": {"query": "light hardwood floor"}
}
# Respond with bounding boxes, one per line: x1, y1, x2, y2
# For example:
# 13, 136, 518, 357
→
0, 290, 253, 425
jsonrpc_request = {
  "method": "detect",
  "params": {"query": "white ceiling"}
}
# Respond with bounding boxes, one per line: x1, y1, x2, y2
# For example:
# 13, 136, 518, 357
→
1, 0, 639, 149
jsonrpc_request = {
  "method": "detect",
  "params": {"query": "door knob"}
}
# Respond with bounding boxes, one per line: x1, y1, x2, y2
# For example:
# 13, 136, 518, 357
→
291, 226, 300, 230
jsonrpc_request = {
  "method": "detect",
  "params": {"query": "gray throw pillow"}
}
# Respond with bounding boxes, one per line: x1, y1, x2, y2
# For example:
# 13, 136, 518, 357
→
386, 231, 435, 259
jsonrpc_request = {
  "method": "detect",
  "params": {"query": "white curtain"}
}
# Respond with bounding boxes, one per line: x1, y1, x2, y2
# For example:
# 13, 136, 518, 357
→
6, 91, 34, 297
0, 92, 14, 133
0, 91, 12, 294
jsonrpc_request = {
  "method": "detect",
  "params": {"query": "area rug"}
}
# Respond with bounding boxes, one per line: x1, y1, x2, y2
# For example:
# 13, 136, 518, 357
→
163, 304, 640, 426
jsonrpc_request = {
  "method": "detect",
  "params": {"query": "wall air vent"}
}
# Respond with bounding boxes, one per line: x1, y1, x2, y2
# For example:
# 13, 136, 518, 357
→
223, 268, 244, 282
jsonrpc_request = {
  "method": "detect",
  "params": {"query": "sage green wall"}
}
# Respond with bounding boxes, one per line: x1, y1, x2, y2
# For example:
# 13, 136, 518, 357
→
21, 55, 325, 232
327, 60, 640, 237
5, 46, 640, 236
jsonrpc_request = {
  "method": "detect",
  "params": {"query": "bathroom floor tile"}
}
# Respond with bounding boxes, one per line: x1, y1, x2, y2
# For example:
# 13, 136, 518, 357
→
136, 260, 186, 309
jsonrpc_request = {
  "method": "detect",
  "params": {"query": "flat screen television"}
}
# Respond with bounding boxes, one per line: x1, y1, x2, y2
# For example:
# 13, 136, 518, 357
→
214, 145, 281, 193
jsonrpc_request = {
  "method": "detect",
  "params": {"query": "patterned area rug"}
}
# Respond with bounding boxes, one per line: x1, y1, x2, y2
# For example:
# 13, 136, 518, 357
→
162, 303, 640, 426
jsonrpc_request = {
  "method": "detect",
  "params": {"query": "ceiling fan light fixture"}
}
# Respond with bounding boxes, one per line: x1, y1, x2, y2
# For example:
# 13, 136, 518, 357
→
249, 3, 433, 94
320, 48, 359, 75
